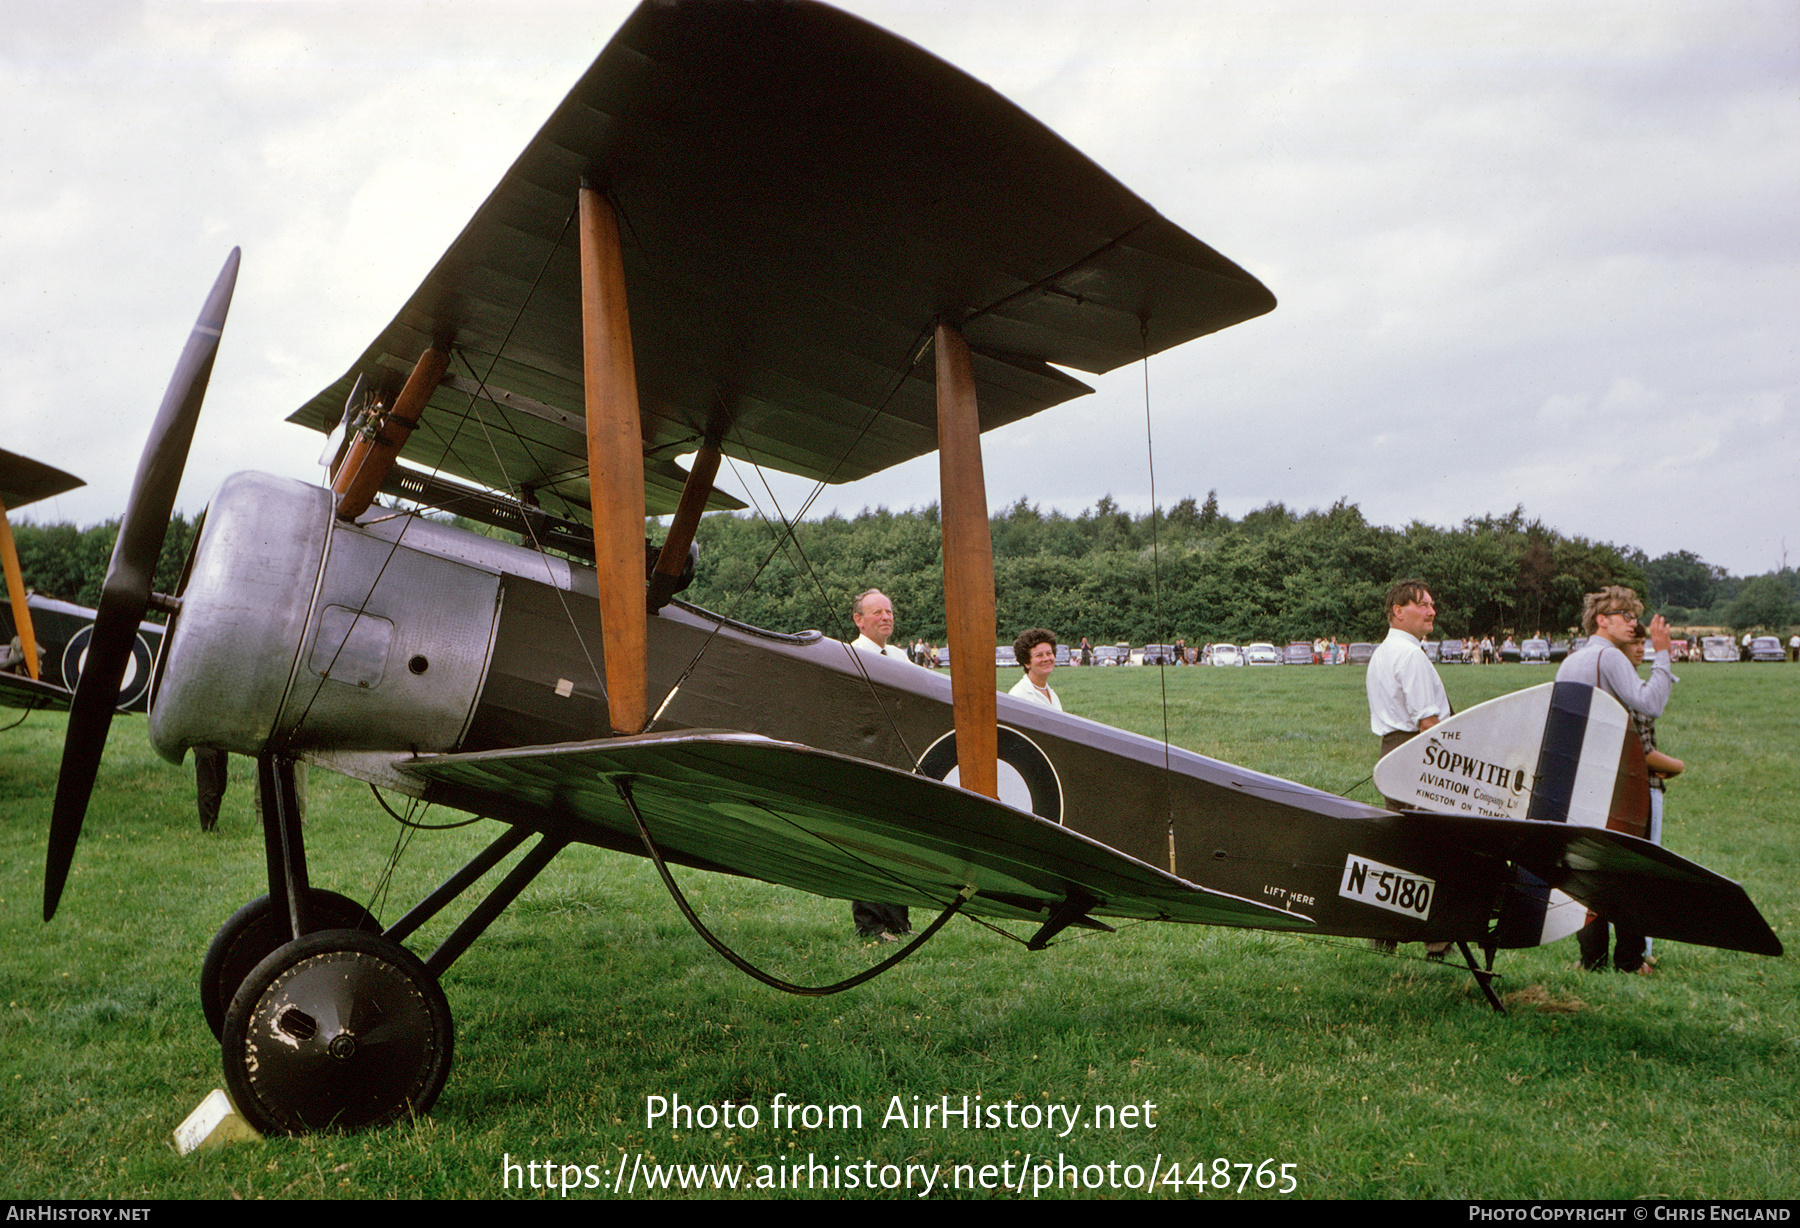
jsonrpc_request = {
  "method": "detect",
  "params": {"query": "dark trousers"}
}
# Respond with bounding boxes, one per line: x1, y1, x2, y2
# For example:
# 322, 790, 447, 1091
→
1578, 918, 1646, 972
1378, 729, 1418, 808
195, 747, 228, 831
853, 902, 910, 936
1375, 728, 1449, 953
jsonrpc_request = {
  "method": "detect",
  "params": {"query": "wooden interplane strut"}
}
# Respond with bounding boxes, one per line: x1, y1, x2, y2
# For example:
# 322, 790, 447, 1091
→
578, 185, 649, 735
0, 499, 38, 680
654, 442, 720, 582
934, 324, 998, 798
333, 346, 450, 521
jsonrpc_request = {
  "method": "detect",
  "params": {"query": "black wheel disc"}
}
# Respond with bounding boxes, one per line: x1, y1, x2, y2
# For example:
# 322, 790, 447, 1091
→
222, 929, 452, 1135
200, 891, 380, 1041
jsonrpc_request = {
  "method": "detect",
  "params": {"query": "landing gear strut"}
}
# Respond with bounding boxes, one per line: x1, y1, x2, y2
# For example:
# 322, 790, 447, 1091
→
206, 752, 567, 1133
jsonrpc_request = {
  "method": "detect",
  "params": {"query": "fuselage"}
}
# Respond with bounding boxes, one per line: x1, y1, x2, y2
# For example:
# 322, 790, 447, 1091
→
152, 471, 1522, 943
2, 593, 164, 712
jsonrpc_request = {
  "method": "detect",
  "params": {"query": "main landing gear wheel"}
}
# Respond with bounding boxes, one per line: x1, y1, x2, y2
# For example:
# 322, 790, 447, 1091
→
221, 929, 453, 1135
199, 891, 380, 1041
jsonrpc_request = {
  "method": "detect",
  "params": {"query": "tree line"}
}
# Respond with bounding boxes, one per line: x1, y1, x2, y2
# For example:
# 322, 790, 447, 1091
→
679, 493, 1799, 646
6, 514, 198, 621
7, 496, 1795, 647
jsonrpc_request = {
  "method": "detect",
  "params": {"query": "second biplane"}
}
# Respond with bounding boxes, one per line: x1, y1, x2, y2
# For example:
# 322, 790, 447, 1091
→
47, 0, 1780, 1136
0, 450, 164, 716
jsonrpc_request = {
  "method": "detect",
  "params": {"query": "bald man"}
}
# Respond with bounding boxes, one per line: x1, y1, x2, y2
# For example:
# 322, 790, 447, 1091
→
849, 588, 913, 940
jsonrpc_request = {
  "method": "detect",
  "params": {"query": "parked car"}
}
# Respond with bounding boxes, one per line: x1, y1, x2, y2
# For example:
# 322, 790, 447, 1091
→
1439, 637, 1465, 664
1283, 641, 1314, 665
1345, 642, 1375, 665
1210, 643, 1244, 667
1500, 637, 1520, 663
1750, 635, 1785, 662
1244, 642, 1281, 666
1699, 635, 1737, 663
1549, 640, 1570, 662
1140, 644, 1180, 666
1421, 640, 1442, 663
1520, 638, 1550, 663
1091, 644, 1126, 666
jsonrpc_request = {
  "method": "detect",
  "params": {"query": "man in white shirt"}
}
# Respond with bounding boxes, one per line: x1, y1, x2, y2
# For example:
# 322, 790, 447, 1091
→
1367, 579, 1450, 770
848, 588, 912, 939
850, 589, 901, 658
1365, 578, 1451, 958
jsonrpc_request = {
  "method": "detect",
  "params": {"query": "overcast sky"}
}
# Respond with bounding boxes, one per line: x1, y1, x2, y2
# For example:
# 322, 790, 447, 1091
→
4, 0, 1795, 578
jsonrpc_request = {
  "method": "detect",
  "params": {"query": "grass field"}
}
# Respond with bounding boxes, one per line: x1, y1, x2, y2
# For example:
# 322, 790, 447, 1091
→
2, 662, 1795, 1199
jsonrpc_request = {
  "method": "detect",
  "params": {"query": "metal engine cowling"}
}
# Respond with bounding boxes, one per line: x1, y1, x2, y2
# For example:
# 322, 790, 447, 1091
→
150, 472, 503, 762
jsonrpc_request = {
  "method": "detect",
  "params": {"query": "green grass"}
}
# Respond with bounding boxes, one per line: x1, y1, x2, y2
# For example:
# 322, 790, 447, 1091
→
2, 662, 1796, 1199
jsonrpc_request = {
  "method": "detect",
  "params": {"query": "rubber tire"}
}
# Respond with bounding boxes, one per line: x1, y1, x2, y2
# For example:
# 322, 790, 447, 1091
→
222, 929, 453, 1136
200, 891, 380, 1041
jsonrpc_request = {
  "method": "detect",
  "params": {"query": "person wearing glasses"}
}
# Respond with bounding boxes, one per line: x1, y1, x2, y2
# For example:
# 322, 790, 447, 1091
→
1557, 585, 1677, 973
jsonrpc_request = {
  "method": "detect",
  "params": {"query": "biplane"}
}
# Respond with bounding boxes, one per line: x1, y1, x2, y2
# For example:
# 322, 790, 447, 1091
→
45, 0, 1780, 1137
0, 450, 165, 716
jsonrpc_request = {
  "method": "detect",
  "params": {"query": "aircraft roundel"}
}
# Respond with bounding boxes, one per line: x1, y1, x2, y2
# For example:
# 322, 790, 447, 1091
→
917, 726, 1063, 825
61, 623, 156, 712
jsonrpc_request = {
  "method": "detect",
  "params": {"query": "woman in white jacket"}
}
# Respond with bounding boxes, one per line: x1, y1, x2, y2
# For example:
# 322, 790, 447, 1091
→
1008, 628, 1063, 711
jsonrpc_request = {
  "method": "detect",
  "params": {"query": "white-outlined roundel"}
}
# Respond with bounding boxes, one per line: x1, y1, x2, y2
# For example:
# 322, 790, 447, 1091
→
917, 726, 1063, 825
61, 624, 156, 712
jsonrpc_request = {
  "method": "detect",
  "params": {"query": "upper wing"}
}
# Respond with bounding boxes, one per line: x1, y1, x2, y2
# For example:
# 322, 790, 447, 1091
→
400, 729, 1308, 931
0, 449, 84, 511
290, 0, 1274, 519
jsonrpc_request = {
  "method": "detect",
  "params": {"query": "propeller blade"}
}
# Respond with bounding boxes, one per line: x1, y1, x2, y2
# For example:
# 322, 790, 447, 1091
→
46, 248, 240, 921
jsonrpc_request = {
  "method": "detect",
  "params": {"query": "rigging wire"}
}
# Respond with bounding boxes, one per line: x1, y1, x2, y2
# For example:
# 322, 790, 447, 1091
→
418, 201, 611, 703
369, 782, 484, 830
617, 779, 969, 996
699, 444, 919, 764
1138, 322, 1179, 868
281, 205, 589, 744
0, 703, 40, 732
443, 343, 607, 696
365, 793, 422, 926
645, 322, 938, 767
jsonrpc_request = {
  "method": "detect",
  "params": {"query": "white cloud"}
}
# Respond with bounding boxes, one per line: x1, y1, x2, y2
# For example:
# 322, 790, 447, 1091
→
2, 0, 1794, 576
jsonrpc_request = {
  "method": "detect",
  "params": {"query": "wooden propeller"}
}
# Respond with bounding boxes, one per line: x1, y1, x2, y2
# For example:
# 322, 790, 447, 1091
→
46, 249, 240, 921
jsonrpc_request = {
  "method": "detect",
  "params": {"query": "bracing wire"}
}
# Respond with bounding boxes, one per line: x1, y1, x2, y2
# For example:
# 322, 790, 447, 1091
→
617, 779, 968, 996
0, 703, 40, 732
283, 204, 586, 745
1138, 322, 1179, 865
646, 323, 938, 766
369, 782, 484, 830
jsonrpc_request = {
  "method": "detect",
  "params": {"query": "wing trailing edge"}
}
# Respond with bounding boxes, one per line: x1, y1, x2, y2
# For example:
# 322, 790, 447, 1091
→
401, 729, 1309, 932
